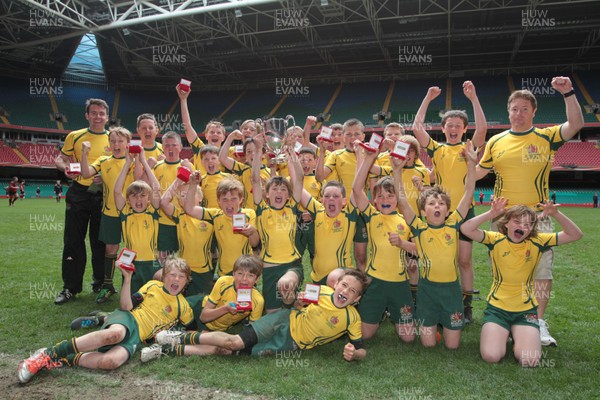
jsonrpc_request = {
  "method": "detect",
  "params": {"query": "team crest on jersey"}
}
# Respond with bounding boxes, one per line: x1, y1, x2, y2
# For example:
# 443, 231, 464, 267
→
198, 221, 208, 231
143, 221, 150, 230
327, 316, 339, 329
524, 249, 532, 262
400, 305, 413, 321
162, 305, 173, 317
450, 311, 464, 328
527, 144, 538, 154
444, 233, 454, 246
332, 220, 342, 232
397, 224, 405, 234
524, 313, 538, 325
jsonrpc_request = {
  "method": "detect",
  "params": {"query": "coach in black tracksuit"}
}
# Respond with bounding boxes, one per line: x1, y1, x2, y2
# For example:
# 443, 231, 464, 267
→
53, 99, 110, 304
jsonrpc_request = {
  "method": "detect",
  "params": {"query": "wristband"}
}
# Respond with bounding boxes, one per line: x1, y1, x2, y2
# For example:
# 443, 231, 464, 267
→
563, 90, 575, 98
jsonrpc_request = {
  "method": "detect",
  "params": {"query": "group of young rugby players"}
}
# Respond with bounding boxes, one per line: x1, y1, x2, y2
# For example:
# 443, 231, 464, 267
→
18, 76, 584, 383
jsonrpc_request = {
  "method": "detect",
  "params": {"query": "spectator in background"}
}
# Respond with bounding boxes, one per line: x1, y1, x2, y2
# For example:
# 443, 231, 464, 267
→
551, 191, 557, 204
593, 192, 598, 208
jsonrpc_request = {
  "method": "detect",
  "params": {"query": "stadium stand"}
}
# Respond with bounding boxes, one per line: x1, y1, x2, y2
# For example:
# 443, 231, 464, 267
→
389, 78, 445, 126
329, 81, 390, 124
55, 83, 116, 130
17, 142, 60, 167
277, 84, 334, 123
0, 140, 27, 165
553, 141, 600, 169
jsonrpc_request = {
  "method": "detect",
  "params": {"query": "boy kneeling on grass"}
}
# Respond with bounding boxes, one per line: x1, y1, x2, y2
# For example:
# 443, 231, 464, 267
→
146, 269, 370, 362
18, 256, 193, 384
460, 198, 583, 367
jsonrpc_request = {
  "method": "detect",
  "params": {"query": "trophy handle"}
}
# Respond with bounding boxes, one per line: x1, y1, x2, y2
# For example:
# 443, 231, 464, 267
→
285, 115, 296, 128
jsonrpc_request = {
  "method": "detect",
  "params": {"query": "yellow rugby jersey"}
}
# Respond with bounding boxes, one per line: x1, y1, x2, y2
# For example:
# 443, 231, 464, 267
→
153, 159, 182, 226
426, 139, 474, 209
306, 197, 358, 282
380, 165, 430, 215
409, 210, 463, 283
91, 156, 134, 217
255, 199, 300, 264
60, 128, 110, 186
300, 174, 322, 212
290, 285, 362, 350
482, 231, 558, 312
201, 171, 230, 209
120, 204, 160, 261
230, 160, 271, 210
479, 125, 564, 208
171, 206, 214, 274
143, 142, 164, 161
202, 275, 264, 331
202, 207, 256, 276
132, 280, 193, 341
361, 204, 410, 282
324, 149, 358, 200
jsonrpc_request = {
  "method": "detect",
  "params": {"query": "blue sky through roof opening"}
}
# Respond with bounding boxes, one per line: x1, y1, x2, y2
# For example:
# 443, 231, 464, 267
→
64, 33, 106, 83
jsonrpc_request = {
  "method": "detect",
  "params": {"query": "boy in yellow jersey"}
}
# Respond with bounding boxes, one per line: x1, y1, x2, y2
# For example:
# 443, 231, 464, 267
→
461, 198, 582, 366
316, 118, 368, 271
160, 164, 215, 296
393, 140, 477, 349
188, 269, 369, 360
413, 81, 487, 323
369, 134, 430, 299
289, 151, 359, 286
115, 151, 162, 293
476, 77, 584, 346
80, 127, 135, 304
198, 145, 230, 208
140, 255, 265, 361
294, 147, 321, 262
183, 175, 259, 277
147, 131, 183, 263
252, 136, 304, 312
17, 256, 193, 383
176, 84, 225, 173
136, 113, 164, 164
219, 130, 272, 210
54, 99, 110, 304
352, 147, 417, 342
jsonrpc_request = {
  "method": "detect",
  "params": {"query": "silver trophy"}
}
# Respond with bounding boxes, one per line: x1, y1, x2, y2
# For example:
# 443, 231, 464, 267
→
256, 115, 295, 164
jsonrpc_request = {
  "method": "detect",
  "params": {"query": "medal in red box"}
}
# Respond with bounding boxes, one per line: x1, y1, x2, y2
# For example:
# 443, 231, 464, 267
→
233, 145, 244, 158
236, 287, 253, 311
232, 213, 246, 232
304, 283, 321, 304
358, 132, 383, 153
129, 139, 142, 154
319, 126, 334, 143
117, 248, 137, 272
179, 78, 191, 93
67, 163, 81, 175
390, 140, 410, 159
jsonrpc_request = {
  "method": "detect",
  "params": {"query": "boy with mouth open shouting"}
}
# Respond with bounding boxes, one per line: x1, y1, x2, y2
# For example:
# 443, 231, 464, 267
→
460, 198, 582, 366
393, 140, 478, 349
18, 256, 193, 383
178, 269, 370, 360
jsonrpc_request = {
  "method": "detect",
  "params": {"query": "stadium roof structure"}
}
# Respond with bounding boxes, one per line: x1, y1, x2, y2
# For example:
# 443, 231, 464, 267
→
0, 0, 599, 90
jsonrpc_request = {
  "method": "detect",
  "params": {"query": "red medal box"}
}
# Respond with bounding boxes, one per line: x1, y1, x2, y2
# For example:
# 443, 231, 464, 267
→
319, 126, 333, 142
118, 248, 137, 272
179, 78, 192, 93
358, 133, 383, 153
129, 140, 142, 154
390, 140, 410, 159
176, 166, 192, 182
236, 287, 253, 311
294, 141, 303, 155
232, 213, 246, 232
67, 163, 81, 175
304, 283, 321, 304
233, 145, 244, 158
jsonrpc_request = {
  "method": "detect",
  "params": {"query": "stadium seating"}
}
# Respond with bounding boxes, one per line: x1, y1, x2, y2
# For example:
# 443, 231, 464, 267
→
553, 141, 600, 168
329, 81, 389, 124
0, 140, 26, 164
